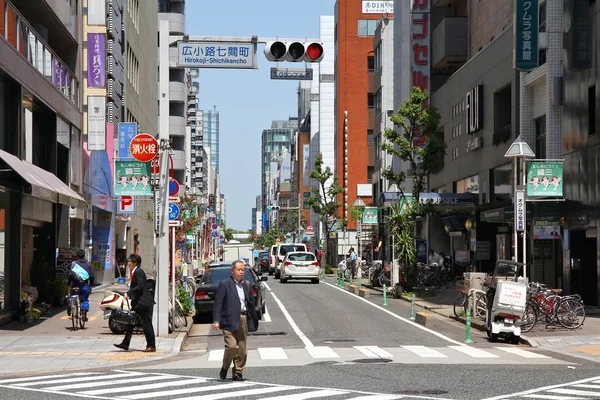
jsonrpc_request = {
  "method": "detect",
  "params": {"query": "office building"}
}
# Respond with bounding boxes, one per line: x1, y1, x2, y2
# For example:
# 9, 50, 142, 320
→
203, 105, 220, 174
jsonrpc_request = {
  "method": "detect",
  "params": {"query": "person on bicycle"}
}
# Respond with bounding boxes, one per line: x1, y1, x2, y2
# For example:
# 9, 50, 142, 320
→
67, 249, 95, 321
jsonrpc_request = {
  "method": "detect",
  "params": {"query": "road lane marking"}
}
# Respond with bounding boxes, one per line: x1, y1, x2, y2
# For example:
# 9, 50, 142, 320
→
266, 287, 315, 349
0, 373, 97, 384
448, 345, 498, 358
122, 382, 255, 399
495, 347, 550, 358
14, 372, 144, 387
402, 345, 447, 358
176, 385, 297, 400
354, 346, 380, 358
522, 395, 586, 399
263, 306, 272, 322
322, 281, 464, 346
305, 346, 339, 358
548, 388, 600, 396
45, 375, 174, 391
480, 376, 600, 400
207, 349, 224, 361
260, 389, 349, 399
80, 378, 208, 395
258, 347, 288, 360
363, 346, 394, 358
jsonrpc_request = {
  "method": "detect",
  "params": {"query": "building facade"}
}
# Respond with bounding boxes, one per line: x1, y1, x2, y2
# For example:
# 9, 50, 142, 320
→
203, 105, 220, 174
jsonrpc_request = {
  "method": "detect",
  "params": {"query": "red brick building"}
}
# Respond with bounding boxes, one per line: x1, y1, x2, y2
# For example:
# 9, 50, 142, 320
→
335, 0, 386, 228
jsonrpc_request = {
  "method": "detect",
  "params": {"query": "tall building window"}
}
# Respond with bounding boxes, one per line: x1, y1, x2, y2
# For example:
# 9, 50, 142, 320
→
358, 20, 378, 36
368, 93, 374, 109
589, 85, 596, 135
539, 2, 547, 66
368, 56, 375, 72
535, 116, 547, 158
367, 129, 374, 144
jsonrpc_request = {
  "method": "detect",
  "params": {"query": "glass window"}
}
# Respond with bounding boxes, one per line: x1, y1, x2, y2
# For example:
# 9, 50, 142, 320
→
368, 93, 374, 108
368, 56, 375, 72
493, 163, 513, 201
70, 126, 81, 187
589, 85, 596, 135
368, 20, 378, 35
367, 129, 374, 144
358, 20, 368, 36
455, 175, 479, 194
535, 116, 546, 158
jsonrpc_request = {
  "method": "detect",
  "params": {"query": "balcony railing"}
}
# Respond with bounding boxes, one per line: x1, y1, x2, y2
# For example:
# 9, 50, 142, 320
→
493, 124, 512, 146
1, 1, 79, 106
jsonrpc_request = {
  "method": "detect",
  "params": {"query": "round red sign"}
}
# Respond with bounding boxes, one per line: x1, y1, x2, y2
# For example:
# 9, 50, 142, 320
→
129, 133, 158, 162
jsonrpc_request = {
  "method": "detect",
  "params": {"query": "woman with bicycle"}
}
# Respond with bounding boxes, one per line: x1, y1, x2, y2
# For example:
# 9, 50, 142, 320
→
114, 254, 156, 352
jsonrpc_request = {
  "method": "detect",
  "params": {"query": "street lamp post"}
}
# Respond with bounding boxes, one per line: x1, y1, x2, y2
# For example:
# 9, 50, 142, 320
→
504, 135, 535, 279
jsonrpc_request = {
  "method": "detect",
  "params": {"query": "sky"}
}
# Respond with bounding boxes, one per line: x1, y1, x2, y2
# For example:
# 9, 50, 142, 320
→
186, 1, 336, 231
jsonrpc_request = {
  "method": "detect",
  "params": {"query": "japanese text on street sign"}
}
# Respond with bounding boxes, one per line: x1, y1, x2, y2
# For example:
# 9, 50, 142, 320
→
515, 190, 525, 232
118, 122, 137, 159
515, 0, 538, 70
411, 0, 430, 106
526, 160, 564, 197
130, 133, 158, 163
176, 42, 257, 69
270, 68, 313, 80
115, 161, 152, 196
362, 1, 394, 13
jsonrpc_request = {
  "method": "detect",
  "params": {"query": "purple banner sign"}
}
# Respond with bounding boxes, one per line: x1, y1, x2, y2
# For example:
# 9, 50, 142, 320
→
87, 33, 106, 88
52, 59, 61, 87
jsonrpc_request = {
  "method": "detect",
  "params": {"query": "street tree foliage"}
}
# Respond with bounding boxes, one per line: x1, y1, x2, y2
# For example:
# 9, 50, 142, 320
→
278, 209, 301, 236
306, 153, 345, 265
223, 228, 234, 242
175, 194, 202, 244
382, 87, 445, 287
253, 227, 283, 250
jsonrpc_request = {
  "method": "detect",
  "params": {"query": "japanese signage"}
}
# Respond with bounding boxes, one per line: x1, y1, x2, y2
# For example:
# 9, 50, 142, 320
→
466, 136, 482, 152
115, 161, 152, 196
93, 226, 111, 270
130, 133, 158, 162
302, 144, 310, 186
87, 96, 106, 151
533, 221, 561, 240
87, 33, 106, 88
117, 195, 136, 214
154, 190, 161, 233
515, 190, 525, 232
176, 42, 257, 69
271, 68, 313, 80
410, 0, 430, 104
52, 60, 70, 90
118, 122, 138, 159
362, 1, 394, 13
466, 85, 483, 134
362, 207, 379, 225
526, 160, 564, 197
514, 0, 538, 71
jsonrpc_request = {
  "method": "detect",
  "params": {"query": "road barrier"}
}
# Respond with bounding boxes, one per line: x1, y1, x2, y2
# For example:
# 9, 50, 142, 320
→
382, 284, 388, 306
464, 309, 473, 344
409, 293, 416, 321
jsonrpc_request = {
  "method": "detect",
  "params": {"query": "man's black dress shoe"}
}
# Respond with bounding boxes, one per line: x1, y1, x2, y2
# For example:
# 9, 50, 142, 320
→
113, 343, 129, 351
219, 367, 227, 380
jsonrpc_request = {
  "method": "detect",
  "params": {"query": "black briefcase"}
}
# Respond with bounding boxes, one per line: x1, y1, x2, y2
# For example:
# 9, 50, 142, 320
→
112, 299, 137, 326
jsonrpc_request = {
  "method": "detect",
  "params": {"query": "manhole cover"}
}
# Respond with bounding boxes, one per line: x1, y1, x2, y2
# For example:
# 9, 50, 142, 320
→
394, 390, 449, 395
324, 339, 356, 343
248, 331, 287, 336
352, 358, 393, 364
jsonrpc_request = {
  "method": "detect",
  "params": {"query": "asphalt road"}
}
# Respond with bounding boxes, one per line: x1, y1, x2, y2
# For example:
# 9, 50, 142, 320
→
1, 277, 600, 400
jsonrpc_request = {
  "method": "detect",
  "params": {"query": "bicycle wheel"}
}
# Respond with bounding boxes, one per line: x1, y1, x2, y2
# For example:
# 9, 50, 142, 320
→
79, 301, 86, 329
70, 298, 78, 331
186, 277, 196, 297
557, 299, 586, 329
474, 292, 487, 320
175, 298, 188, 327
520, 303, 537, 333
453, 292, 468, 318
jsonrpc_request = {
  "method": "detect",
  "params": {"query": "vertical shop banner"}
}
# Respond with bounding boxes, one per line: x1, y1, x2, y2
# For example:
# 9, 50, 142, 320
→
526, 160, 564, 197
52, 59, 62, 87
515, 190, 525, 231
514, 0, 538, 71
87, 33, 106, 88
302, 144, 310, 186
115, 160, 152, 196
87, 96, 106, 151
93, 226, 111, 271
361, 207, 379, 225
118, 122, 138, 159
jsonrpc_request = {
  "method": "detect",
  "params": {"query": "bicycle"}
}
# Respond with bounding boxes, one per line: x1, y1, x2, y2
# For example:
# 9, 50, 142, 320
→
67, 287, 85, 331
521, 282, 585, 331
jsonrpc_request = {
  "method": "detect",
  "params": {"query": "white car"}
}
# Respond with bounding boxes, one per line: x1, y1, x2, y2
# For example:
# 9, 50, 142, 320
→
279, 251, 320, 284
274, 243, 307, 279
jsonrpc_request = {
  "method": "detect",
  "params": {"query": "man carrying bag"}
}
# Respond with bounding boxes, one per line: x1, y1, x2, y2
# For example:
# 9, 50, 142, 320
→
212, 260, 259, 381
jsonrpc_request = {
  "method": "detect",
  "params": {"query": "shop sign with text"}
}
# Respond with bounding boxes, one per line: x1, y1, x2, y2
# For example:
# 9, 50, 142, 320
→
526, 160, 563, 197
115, 161, 152, 196
514, 0, 538, 70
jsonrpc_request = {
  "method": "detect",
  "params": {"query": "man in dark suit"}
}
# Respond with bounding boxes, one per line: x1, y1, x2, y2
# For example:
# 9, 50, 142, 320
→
213, 260, 256, 381
114, 254, 156, 352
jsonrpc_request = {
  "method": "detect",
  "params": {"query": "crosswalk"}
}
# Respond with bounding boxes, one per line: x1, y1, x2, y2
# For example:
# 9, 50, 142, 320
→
481, 376, 600, 399
0, 370, 454, 400
198, 345, 564, 367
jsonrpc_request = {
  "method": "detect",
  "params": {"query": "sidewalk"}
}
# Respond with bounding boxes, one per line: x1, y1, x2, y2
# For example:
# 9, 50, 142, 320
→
0, 283, 191, 375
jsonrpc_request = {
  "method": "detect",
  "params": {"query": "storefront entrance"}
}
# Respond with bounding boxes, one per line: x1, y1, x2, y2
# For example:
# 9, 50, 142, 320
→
570, 230, 598, 306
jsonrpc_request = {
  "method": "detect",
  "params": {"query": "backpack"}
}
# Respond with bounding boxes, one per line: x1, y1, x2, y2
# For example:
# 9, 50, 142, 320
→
70, 262, 90, 285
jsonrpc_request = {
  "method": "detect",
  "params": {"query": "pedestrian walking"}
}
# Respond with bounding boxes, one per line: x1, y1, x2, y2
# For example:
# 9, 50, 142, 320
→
113, 254, 156, 352
212, 260, 258, 381
67, 249, 95, 321
348, 247, 357, 279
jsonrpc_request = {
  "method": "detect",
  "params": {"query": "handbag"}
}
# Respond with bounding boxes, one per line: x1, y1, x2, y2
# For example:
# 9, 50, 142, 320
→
112, 298, 137, 326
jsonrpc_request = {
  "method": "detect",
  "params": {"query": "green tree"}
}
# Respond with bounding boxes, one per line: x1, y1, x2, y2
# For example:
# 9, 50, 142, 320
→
223, 228, 234, 242
253, 227, 283, 250
381, 87, 445, 287
278, 209, 300, 237
175, 194, 202, 244
306, 153, 345, 266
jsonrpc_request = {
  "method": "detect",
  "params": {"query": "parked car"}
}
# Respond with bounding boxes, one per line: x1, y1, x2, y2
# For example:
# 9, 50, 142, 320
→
280, 251, 320, 284
256, 251, 270, 273
274, 243, 307, 279
269, 244, 278, 275
195, 266, 268, 320
205, 261, 234, 271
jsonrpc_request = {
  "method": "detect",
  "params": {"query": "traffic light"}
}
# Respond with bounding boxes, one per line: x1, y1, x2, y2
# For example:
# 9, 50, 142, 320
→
264, 41, 324, 63
273, 206, 280, 211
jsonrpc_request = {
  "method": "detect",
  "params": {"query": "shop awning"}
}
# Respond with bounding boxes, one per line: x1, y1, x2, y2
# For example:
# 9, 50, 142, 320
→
24, 161, 88, 209
0, 149, 87, 209
0, 149, 57, 203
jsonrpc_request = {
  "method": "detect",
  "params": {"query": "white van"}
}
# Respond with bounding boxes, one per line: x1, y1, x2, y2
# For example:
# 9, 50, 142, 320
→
274, 243, 307, 279
269, 245, 278, 275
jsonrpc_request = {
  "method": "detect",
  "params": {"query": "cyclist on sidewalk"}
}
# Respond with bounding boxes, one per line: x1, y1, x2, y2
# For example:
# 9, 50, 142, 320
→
67, 249, 95, 321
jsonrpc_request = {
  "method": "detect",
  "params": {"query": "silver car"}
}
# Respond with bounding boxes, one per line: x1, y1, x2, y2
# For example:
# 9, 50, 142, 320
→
279, 251, 320, 284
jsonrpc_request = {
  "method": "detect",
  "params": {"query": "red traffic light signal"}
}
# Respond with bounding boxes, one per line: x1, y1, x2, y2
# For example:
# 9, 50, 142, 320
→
264, 41, 325, 63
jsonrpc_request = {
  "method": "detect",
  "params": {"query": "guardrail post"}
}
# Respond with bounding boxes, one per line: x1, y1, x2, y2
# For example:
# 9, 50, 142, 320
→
409, 293, 416, 321
382, 284, 388, 306
464, 309, 473, 344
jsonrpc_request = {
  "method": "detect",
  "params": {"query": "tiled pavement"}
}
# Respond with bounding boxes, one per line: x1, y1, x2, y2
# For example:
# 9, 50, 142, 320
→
0, 284, 190, 374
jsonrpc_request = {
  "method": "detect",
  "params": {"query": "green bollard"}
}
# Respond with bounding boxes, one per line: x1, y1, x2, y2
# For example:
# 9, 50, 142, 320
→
409, 293, 416, 321
358, 273, 361, 291
349, 273, 353, 285
382, 284, 388, 306
336, 269, 341, 286
464, 309, 473, 344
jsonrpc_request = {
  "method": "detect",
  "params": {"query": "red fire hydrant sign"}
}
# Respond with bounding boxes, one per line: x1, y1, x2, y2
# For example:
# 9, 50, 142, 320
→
129, 133, 158, 162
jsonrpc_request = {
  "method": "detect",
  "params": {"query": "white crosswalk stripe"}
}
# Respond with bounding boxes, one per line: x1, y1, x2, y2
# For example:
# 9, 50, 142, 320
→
480, 376, 600, 400
198, 345, 562, 366
0, 370, 453, 400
